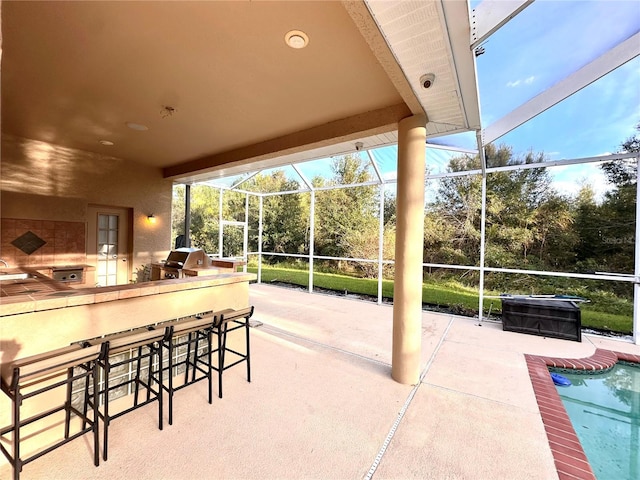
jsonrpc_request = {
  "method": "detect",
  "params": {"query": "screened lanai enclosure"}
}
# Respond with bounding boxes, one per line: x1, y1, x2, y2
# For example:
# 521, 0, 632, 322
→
170, 0, 640, 345
171, 146, 639, 340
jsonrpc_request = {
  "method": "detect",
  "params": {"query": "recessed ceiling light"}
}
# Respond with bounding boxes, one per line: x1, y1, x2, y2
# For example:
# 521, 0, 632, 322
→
99, 140, 114, 146
126, 122, 149, 131
285, 30, 309, 49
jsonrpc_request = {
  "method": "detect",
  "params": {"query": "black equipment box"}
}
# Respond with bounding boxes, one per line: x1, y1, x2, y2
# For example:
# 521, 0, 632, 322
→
501, 297, 581, 342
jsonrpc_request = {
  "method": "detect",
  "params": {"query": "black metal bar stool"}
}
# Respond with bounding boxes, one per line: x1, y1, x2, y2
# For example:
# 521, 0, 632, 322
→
210, 306, 254, 399
159, 313, 218, 425
0, 342, 105, 480
85, 325, 171, 461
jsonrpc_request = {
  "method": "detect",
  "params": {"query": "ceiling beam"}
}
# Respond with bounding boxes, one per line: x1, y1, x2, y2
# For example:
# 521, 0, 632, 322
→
483, 32, 640, 146
345, 1, 425, 116
163, 103, 411, 180
440, 0, 483, 131
470, 0, 534, 50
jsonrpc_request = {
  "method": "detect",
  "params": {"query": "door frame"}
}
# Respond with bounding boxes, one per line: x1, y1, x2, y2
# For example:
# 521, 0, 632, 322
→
87, 204, 133, 285
219, 220, 247, 260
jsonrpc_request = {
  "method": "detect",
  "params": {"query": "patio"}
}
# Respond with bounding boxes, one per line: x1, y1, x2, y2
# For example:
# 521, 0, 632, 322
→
2, 283, 638, 479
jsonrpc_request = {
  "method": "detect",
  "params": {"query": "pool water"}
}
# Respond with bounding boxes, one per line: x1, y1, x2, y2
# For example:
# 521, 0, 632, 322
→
554, 362, 640, 480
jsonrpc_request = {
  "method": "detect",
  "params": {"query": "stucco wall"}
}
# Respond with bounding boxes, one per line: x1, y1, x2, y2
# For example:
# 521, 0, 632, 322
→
0, 134, 173, 277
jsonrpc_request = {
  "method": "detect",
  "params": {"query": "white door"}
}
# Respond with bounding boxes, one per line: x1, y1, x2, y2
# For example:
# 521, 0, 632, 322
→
87, 206, 131, 286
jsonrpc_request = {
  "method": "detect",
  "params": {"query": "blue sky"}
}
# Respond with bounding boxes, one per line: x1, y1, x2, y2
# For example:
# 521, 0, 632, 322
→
472, 0, 639, 198
475, 0, 639, 156
422, 0, 640, 200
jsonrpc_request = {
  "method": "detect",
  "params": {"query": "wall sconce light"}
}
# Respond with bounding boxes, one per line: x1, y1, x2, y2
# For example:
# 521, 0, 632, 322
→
147, 214, 157, 224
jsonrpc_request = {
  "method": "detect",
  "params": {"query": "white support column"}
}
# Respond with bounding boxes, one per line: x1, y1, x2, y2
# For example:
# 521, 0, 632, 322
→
258, 195, 263, 284
378, 183, 385, 305
477, 132, 488, 320
218, 188, 224, 257
634, 155, 640, 345
243, 193, 249, 272
184, 184, 191, 248
392, 114, 426, 384
366, 149, 386, 305
309, 190, 315, 293
478, 174, 488, 320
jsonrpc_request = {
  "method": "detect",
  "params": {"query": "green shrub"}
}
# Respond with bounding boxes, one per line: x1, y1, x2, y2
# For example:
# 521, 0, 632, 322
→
247, 265, 633, 334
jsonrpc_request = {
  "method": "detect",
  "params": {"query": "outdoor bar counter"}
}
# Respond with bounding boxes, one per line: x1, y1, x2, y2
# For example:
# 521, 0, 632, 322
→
0, 270, 256, 364
0, 269, 256, 465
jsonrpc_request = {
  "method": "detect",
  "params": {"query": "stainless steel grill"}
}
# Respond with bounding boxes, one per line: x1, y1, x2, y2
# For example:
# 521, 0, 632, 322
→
155, 248, 208, 279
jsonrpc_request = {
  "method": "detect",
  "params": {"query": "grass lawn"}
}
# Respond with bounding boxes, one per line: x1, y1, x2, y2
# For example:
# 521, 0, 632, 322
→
248, 265, 633, 335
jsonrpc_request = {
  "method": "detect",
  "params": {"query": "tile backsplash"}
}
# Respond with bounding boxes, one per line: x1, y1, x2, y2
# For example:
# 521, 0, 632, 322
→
0, 218, 86, 267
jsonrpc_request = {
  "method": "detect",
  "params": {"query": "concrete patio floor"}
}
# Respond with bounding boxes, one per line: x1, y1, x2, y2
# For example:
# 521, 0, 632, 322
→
1, 283, 639, 479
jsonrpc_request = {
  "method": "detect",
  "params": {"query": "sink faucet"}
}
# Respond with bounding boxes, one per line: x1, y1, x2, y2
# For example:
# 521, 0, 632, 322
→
0, 259, 8, 268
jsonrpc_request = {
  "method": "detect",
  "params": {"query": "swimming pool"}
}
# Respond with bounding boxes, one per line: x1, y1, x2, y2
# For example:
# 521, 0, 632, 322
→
554, 362, 640, 480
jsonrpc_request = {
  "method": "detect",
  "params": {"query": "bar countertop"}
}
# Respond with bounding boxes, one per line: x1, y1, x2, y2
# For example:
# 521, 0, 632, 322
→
0, 268, 256, 317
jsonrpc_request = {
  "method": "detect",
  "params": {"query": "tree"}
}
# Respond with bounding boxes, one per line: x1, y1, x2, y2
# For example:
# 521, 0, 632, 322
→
485, 149, 557, 267
243, 171, 310, 256
425, 154, 482, 267
171, 184, 221, 254
572, 184, 600, 267
313, 154, 380, 276
171, 185, 186, 243
533, 192, 577, 268
192, 186, 222, 254
584, 122, 639, 273
424, 144, 577, 282
621, 122, 640, 154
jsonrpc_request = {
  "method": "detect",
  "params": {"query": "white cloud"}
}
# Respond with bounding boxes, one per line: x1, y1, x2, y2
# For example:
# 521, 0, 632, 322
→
550, 163, 611, 201
506, 75, 536, 88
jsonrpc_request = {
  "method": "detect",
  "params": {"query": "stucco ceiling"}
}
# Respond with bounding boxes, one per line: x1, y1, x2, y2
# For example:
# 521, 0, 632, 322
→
0, 0, 479, 184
